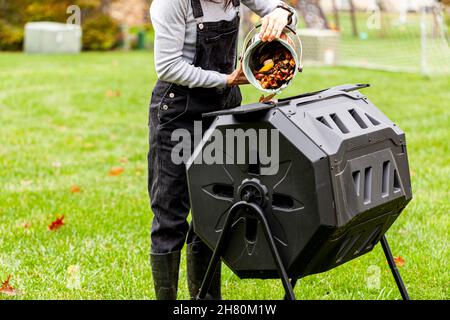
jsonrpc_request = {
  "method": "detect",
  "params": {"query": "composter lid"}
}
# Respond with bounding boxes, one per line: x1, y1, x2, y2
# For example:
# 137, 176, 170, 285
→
203, 83, 370, 118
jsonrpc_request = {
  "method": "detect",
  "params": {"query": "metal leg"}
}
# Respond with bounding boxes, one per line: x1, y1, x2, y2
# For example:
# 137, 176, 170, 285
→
197, 202, 241, 299
284, 279, 298, 300
197, 201, 295, 300
253, 203, 295, 300
380, 235, 410, 300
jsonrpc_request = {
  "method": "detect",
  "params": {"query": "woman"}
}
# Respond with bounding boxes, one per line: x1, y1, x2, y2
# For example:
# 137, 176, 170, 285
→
149, 0, 297, 300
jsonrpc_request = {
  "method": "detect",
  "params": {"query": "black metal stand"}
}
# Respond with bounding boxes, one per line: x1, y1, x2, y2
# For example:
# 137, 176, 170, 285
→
197, 201, 296, 300
381, 235, 410, 300
197, 202, 410, 300
283, 236, 410, 300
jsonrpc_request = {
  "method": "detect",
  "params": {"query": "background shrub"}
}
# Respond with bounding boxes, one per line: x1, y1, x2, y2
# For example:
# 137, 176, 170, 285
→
82, 14, 120, 51
0, 20, 24, 51
0, 0, 121, 51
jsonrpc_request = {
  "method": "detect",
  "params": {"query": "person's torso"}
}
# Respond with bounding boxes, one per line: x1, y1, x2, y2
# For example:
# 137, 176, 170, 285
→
182, 0, 240, 64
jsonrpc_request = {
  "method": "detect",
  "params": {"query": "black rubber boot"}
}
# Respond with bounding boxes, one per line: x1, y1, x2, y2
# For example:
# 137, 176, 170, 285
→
186, 241, 222, 300
150, 251, 181, 300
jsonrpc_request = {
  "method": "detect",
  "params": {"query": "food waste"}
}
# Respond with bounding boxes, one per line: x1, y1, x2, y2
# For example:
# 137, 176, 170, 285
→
252, 42, 296, 90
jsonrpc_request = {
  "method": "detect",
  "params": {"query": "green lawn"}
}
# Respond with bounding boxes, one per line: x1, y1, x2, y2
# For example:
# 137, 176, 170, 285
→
0, 51, 448, 300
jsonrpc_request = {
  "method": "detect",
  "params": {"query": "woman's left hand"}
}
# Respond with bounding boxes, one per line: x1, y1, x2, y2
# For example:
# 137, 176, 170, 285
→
227, 64, 249, 87
259, 8, 291, 42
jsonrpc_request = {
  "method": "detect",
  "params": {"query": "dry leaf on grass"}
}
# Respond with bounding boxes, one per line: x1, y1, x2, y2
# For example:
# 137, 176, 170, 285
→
105, 89, 121, 98
70, 185, 81, 193
48, 215, 65, 231
109, 167, 124, 176
0, 275, 17, 296
393, 256, 405, 267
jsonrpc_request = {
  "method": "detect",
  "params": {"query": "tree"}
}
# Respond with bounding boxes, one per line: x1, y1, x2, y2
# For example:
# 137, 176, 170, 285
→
349, 0, 358, 37
289, 0, 329, 29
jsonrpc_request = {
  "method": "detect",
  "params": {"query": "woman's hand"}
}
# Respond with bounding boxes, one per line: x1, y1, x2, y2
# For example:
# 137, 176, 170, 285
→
227, 64, 249, 87
259, 8, 291, 42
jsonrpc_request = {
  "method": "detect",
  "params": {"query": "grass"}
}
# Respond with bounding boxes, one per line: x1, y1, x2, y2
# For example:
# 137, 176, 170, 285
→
0, 51, 449, 300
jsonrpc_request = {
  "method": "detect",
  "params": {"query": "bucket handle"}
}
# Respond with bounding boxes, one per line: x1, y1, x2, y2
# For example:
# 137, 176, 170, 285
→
242, 22, 299, 52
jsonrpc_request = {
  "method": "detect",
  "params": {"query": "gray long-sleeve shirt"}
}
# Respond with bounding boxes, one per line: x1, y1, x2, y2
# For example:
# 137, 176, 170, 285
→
150, 0, 297, 89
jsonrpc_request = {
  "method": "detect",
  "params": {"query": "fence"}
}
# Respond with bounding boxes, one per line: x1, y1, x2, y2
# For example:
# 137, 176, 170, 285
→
241, 0, 450, 75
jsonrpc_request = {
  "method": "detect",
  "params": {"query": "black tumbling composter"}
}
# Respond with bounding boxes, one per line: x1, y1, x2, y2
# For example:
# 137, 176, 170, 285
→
186, 84, 412, 299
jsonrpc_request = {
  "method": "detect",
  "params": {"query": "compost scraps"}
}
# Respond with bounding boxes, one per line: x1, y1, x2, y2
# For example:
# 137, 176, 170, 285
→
252, 42, 296, 90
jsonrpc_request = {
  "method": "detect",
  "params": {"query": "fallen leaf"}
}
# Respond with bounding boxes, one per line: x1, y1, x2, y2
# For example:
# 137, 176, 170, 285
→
119, 157, 128, 164
105, 89, 121, 98
70, 185, 81, 193
109, 167, 124, 176
0, 275, 16, 296
48, 215, 65, 231
393, 256, 405, 267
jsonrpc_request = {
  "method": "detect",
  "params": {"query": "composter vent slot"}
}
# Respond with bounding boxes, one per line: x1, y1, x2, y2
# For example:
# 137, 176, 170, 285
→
352, 171, 361, 197
365, 113, 381, 126
330, 113, 349, 134
348, 155, 405, 208
348, 109, 368, 129
382, 161, 390, 197
272, 193, 294, 209
393, 170, 401, 193
336, 233, 362, 264
211, 184, 234, 199
245, 218, 258, 244
355, 225, 382, 255
316, 116, 332, 129
363, 167, 373, 204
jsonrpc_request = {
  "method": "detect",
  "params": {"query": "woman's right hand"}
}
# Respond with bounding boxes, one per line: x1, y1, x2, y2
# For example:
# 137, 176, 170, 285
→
227, 65, 249, 87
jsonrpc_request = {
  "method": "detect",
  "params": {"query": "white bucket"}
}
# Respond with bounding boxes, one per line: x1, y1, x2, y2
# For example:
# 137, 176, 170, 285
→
242, 24, 303, 94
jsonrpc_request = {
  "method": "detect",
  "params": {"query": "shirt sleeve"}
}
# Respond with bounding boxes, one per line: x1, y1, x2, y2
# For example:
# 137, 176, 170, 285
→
242, 0, 298, 29
150, 0, 228, 89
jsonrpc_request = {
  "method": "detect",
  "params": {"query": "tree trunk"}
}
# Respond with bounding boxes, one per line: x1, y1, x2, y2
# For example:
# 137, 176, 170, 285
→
349, 0, 358, 37
332, 0, 340, 30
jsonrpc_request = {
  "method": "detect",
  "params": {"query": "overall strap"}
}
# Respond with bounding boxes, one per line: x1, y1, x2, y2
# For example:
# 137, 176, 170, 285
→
191, 0, 204, 19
